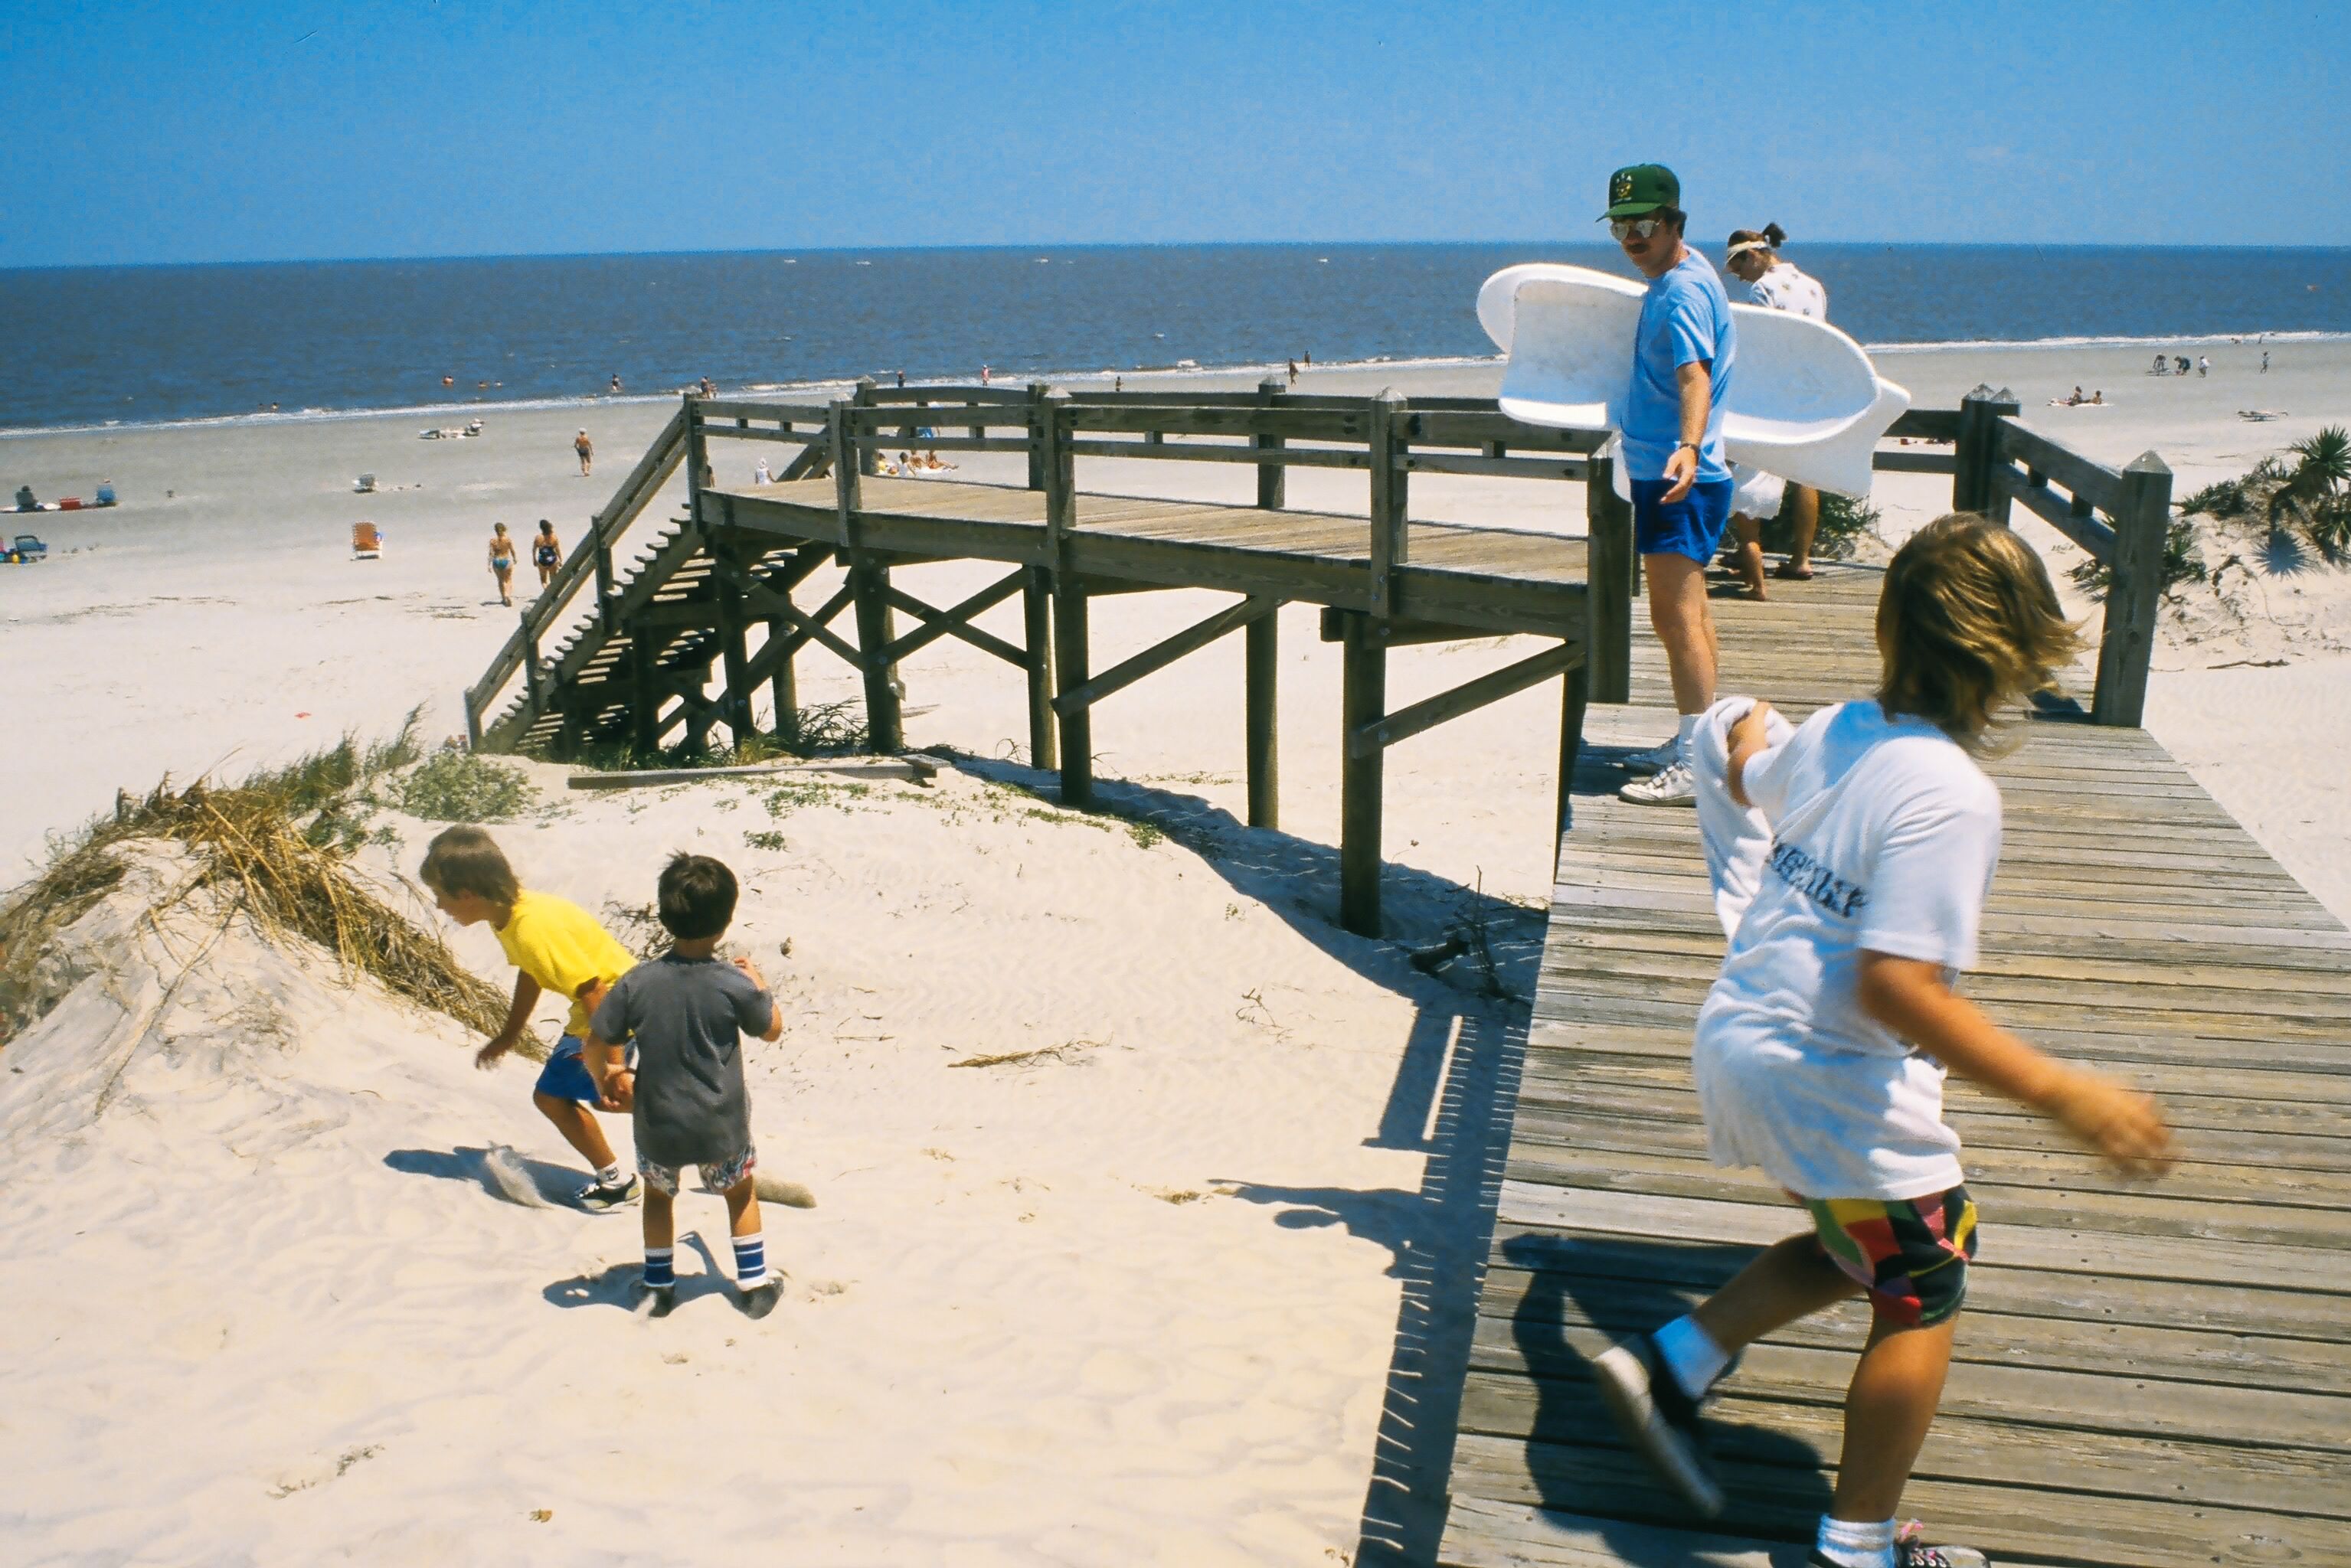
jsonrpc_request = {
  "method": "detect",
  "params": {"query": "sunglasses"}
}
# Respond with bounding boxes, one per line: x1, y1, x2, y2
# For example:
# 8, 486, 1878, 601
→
1610, 217, 1666, 241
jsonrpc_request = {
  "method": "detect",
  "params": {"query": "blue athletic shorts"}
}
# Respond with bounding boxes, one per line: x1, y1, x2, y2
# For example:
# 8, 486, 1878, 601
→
534, 1034, 631, 1104
1630, 476, 1736, 565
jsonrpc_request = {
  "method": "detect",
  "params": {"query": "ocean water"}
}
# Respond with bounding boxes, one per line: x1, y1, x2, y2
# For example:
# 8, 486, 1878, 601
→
3, 243, 2346, 434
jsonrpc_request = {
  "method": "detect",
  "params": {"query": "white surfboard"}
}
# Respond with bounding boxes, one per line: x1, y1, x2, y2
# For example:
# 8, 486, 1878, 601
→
1477, 263, 1910, 498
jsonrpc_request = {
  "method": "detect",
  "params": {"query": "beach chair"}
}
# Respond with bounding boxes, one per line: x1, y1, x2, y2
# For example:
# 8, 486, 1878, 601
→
352, 522, 384, 560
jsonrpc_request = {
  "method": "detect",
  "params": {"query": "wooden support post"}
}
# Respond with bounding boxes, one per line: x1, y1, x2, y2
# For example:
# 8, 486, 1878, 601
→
1246, 609, 1279, 830
1025, 382, 1049, 492
1368, 387, 1408, 619
852, 378, 878, 478
2092, 451, 2173, 729
1557, 658, 1590, 855
522, 613, 544, 710
1053, 575, 1093, 807
1256, 377, 1287, 511
1023, 565, 1058, 771
714, 534, 755, 748
1954, 384, 2020, 521
463, 691, 483, 750
833, 398, 902, 751
629, 628, 659, 758
684, 394, 708, 522
594, 534, 616, 634
1339, 612, 1387, 936
1584, 452, 1634, 704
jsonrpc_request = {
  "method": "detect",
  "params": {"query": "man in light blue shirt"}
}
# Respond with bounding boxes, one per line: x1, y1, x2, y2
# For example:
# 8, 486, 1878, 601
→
1604, 163, 1738, 806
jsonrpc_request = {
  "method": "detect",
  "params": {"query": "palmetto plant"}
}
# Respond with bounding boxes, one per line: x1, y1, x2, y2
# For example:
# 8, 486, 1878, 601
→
2271, 426, 2351, 556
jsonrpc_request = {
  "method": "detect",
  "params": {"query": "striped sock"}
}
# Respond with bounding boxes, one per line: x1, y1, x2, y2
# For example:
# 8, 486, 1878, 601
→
643, 1247, 675, 1290
733, 1234, 767, 1291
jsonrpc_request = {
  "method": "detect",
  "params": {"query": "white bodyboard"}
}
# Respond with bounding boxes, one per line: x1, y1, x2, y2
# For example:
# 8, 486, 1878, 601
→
1478, 263, 1910, 498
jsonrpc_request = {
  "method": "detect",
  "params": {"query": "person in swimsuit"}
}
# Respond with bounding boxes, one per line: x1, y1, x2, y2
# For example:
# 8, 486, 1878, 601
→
534, 519, 562, 589
575, 428, 593, 476
489, 522, 517, 606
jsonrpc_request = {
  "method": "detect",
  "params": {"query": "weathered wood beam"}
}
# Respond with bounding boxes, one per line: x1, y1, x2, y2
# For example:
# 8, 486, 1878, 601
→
1051, 595, 1276, 716
1339, 612, 1386, 936
878, 572, 1030, 668
1024, 566, 1058, 771
1246, 609, 1279, 830
1347, 639, 1582, 759
1585, 452, 1634, 704
2092, 452, 2173, 730
1053, 576, 1093, 807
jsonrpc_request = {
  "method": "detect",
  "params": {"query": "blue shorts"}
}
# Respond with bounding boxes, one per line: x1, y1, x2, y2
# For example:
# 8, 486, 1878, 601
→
534, 1034, 631, 1104
1630, 476, 1735, 565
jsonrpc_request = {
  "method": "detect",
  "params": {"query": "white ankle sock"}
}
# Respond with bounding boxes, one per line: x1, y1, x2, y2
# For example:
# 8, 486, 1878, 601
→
1675, 711, 1702, 760
1653, 1314, 1729, 1400
1814, 1515, 1897, 1568
595, 1162, 624, 1185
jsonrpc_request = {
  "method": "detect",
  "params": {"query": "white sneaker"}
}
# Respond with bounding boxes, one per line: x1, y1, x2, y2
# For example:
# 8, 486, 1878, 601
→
1620, 735, 1683, 776
1620, 760, 1697, 806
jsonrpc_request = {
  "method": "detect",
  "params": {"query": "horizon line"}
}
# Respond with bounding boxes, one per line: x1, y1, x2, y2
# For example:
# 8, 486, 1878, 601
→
7, 238, 2348, 274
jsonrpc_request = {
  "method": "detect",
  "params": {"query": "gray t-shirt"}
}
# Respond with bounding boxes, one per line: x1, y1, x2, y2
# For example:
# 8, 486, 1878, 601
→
590, 955, 773, 1168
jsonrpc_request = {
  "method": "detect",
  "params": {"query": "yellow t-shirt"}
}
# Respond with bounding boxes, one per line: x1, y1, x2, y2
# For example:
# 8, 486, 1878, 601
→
494, 890, 636, 1038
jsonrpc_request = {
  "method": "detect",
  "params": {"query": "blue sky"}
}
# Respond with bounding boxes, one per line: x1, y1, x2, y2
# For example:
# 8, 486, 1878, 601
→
5, 0, 2347, 267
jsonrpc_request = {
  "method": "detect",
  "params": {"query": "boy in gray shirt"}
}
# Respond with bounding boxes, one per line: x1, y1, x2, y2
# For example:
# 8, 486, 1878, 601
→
585, 853, 784, 1318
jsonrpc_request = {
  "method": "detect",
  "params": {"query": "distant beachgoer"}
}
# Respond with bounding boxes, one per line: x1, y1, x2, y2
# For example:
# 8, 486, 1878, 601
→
534, 520, 562, 587
1114, 376, 1122, 393
96, 479, 116, 505
700, 377, 717, 398
2151, 354, 2166, 376
443, 375, 454, 388
2068, 385, 2085, 406
2261, 351, 2271, 374
2176, 355, 2190, 375
981, 364, 991, 385
754, 457, 771, 485
1288, 358, 1300, 387
2091, 390, 2104, 405
575, 429, 593, 476
1722, 223, 1826, 597
14, 485, 36, 511
895, 369, 906, 388
610, 374, 623, 394
2198, 355, 2210, 377
1303, 351, 1311, 367
489, 523, 517, 606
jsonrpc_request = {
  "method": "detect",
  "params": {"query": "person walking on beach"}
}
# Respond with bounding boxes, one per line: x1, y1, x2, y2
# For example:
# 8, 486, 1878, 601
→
585, 853, 787, 1318
1604, 164, 1738, 808
1288, 357, 1300, 387
488, 522, 517, 606
1722, 224, 1829, 597
2261, 351, 2271, 374
574, 428, 593, 476
610, 374, 623, 395
2199, 354, 2210, 377
981, 363, 991, 386
533, 519, 562, 589
1593, 514, 2172, 1568
420, 827, 643, 1211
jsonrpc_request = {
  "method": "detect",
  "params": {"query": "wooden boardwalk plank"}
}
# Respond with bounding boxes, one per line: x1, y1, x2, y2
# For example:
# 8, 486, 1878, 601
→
1443, 571, 2351, 1568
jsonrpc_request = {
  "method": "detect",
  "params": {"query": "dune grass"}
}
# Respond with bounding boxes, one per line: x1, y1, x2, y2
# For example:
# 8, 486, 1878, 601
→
0, 711, 520, 1050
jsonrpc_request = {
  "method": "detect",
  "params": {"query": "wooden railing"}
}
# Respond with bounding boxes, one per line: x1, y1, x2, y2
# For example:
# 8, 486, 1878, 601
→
1950, 385, 2173, 726
476, 380, 2158, 746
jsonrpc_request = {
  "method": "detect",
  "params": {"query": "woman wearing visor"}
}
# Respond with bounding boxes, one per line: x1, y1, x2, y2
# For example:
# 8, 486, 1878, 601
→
1723, 225, 1829, 598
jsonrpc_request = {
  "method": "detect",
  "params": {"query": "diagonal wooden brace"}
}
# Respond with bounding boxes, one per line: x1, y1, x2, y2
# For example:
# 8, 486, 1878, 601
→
1051, 594, 1276, 717
1347, 639, 1583, 760
763, 581, 865, 671
879, 569, 1031, 668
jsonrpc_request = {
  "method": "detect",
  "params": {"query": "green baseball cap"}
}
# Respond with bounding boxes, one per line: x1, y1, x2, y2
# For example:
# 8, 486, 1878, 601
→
1601, 163, 1679, 220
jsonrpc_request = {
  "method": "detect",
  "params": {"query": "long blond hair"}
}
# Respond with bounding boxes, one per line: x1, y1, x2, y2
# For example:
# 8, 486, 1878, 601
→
1875, 514, 2085, 753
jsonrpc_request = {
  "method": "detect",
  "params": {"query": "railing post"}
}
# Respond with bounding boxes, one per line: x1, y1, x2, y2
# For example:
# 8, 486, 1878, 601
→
852, 378, 878, 478
594, 531, 616, 634
1368, 387, 1408, 619
522, 612, 544, 710
1025, 381, 1049, 491
684, 393, 708, 528
1023, 565, 1058, 772
1255, 377, 1287, 511
1954, 384, 2019, 522
1584, 451, 1633, 704
463, 687, 483, 750
2092, 452, 2173, 729
833, 397, 901, 752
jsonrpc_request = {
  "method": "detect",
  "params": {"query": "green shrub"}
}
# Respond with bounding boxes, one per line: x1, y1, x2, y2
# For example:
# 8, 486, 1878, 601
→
2178, 479, 2245, 518
393, 750, 536, 822
1756, 488, 1878, 561
2069, 517, 2207, 599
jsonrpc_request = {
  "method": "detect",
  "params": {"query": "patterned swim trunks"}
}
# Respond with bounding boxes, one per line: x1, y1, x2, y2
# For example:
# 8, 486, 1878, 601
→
1804, 1186, 1980, 1328
638, 1142, 758, 1198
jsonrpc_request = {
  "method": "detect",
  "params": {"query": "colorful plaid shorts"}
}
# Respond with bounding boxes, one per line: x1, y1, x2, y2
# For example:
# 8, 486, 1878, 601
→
1804, 1186, 1980, 1328
638, 1141, 757, 1199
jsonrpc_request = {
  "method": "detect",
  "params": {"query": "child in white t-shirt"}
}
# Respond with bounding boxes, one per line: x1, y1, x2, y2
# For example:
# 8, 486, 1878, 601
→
1594, 514, 2174, 1568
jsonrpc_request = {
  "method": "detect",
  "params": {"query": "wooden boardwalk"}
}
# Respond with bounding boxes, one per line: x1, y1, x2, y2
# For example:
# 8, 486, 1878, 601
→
1439, 566, 2351, 1567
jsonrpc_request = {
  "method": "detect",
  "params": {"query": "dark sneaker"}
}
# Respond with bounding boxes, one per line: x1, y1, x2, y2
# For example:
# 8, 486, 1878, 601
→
1592, 1332, 1725, 1518
575, 1173, 641, 1211
740, 1279, 784, 1320
633, 1282, 676, 1319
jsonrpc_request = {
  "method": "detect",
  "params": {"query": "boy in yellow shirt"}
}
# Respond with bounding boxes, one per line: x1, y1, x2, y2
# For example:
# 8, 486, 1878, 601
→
420, 826, 641, 1210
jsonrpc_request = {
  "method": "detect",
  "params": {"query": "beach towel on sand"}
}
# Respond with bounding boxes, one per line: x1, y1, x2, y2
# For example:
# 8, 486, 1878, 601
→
1688, 695, 1795, 939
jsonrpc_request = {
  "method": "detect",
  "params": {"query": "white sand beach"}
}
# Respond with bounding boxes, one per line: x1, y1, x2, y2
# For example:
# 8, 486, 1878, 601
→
3, 338, 2348, 1565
